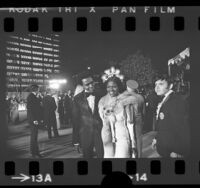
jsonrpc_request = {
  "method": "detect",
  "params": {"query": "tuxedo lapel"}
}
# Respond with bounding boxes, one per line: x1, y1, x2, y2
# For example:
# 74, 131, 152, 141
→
160, 92, 174, 112
93, 95, 99, 115
83, 92, 93, 114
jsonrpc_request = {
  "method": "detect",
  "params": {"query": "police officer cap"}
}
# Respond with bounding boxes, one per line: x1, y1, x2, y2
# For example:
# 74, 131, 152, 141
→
126, 80, 139, 89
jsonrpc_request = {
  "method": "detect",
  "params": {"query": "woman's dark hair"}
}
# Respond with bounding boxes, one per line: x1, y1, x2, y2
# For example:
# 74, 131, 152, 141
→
105, 76, 124, 93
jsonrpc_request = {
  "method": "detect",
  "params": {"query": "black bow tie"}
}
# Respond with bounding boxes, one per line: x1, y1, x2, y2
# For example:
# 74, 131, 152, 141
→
85, 92, 95, 98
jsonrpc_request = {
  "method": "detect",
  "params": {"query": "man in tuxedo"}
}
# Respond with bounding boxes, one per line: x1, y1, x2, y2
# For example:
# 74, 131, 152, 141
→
72, 76, 104, 158
27, 84, 43, 158
43, 88, 59, 139
152, 74, 190, 158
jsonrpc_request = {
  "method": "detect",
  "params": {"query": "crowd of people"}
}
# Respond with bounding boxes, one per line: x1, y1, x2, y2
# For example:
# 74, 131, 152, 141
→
25, 68, 190, 159
6, 95, 22, 124
26, 87, 73, 158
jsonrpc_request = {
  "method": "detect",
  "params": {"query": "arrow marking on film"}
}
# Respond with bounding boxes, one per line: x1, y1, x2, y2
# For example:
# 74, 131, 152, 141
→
11, 173, 30, 182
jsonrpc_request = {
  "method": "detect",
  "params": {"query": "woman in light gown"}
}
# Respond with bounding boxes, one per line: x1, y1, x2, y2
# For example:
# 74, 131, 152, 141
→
98, 76, 137, 158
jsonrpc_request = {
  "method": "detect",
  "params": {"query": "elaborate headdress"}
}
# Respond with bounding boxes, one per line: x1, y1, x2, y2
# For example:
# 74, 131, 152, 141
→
101, 67, 124, 83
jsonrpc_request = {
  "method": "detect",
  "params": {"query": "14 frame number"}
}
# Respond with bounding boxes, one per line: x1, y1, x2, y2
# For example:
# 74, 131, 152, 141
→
129, 173, 148, 182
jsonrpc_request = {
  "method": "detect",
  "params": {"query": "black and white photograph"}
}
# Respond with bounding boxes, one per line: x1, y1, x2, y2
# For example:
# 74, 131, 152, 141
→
1, 7, 193, 161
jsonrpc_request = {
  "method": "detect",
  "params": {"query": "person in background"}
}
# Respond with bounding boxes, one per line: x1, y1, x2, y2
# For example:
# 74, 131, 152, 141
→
152, 74, 190, 158
43, 88, 59, 139
58, 93, 65, 126
64, 90, 73, 127
27, 84, 43, 158
10, 95, 20, 124
52, 91, 61, 130
125, 80, 146, 158
6, 94, 11, 124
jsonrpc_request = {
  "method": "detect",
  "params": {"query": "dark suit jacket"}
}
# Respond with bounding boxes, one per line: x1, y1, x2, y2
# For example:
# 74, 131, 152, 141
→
72, 91, 103, 148
27, 93, 43, 123
42, 95, 57, 126
156, 92, 190, 157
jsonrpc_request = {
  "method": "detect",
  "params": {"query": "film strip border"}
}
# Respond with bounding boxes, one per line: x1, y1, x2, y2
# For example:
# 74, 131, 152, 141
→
1, 159, 200, 184
2, 16, 200, 32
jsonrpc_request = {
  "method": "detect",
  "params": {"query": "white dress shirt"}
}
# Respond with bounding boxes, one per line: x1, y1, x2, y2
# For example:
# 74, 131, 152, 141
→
156, 90, 173, 120
87, 95, 95, 113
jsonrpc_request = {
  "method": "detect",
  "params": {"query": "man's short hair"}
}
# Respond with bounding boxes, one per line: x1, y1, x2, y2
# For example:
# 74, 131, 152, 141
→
30, 84, 39, 92
82, 77, 94, 85
153, 73, 174, 85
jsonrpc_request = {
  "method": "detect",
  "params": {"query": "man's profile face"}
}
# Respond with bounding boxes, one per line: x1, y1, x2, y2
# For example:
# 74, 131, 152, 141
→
83, 81, 94, 93
155, 79, 172, 96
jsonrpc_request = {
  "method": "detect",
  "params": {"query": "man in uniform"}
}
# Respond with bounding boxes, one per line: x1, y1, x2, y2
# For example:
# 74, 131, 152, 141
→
126, 80, 146, 158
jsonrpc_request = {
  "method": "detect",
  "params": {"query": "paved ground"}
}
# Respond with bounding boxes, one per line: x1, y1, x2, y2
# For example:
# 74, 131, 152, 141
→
7, 121, 159, 158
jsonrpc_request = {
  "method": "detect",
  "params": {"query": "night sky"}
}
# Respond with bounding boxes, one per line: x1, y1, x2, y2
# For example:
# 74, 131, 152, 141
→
60, 29, 193, 77
58, 6, 196, 78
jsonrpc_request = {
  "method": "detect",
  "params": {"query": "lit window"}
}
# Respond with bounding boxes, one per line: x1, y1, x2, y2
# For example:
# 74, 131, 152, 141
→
44, 47, 53, 51
32, 40, 38, 43
54, 59, 59, 63
21, 61, 30, 65
20, 49, 31, 53
20, 43, 31, 48
44, 53, 53, 57
54, 64, 60, 68
6, 59, 13, 63
23, 38, 30, 42
32, 57, 42, 61
32, 45, 42, 49
7, 47, 19, 51
53, 44, 59, 47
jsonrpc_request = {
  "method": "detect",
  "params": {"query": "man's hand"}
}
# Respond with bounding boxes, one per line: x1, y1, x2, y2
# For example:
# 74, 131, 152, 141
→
33, 120, 39, 125
151, 138, 157, 150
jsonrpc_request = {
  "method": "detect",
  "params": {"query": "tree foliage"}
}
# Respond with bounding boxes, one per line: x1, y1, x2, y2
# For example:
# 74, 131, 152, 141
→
119, 51, 156, 86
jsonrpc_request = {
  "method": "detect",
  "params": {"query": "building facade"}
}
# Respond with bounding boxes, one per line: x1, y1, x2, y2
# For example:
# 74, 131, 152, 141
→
6, 34, 61, 93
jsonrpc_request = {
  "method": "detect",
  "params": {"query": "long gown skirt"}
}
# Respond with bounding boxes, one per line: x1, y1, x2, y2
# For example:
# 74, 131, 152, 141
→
101, 119, 131, 158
